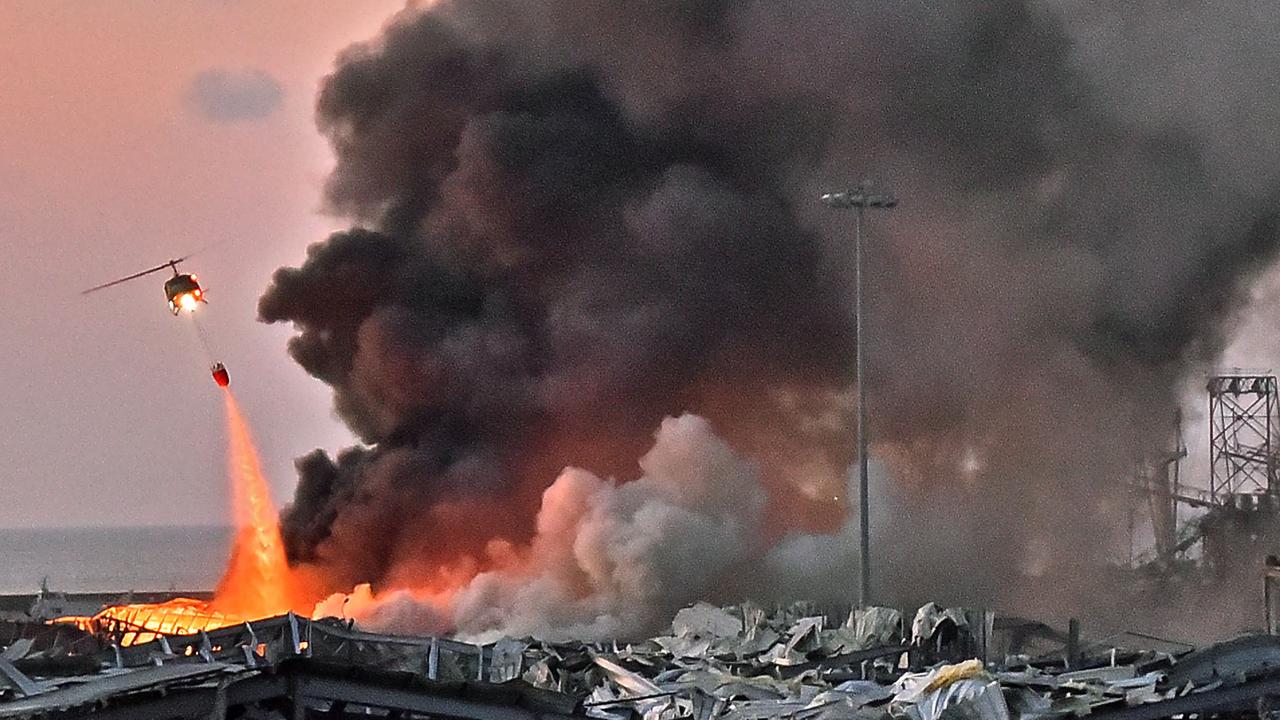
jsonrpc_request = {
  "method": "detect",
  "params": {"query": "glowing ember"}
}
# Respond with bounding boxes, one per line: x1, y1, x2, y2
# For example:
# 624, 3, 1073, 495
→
68, 599, 240, 646
71, 390, 295, 644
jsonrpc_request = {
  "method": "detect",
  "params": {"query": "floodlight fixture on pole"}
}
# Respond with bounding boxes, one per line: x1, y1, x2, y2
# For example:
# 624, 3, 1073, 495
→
821, 180, 897, 609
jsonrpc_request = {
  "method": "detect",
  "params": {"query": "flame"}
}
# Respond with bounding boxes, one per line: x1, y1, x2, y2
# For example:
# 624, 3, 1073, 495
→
64, 599, 241, 646
209, 391, 292, 616
178, 292, 199, 312
72, 390, 296, 644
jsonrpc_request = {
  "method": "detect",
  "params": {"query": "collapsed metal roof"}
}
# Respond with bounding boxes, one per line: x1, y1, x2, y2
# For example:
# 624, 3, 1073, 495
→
0, 601, 1277, 720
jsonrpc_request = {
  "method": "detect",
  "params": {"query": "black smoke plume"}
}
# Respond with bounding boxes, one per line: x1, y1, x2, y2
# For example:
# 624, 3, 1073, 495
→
261, 0, 1280, 626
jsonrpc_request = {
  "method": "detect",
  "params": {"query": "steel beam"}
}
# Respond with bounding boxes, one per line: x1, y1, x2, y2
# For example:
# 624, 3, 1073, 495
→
1089, 674, 1280, 720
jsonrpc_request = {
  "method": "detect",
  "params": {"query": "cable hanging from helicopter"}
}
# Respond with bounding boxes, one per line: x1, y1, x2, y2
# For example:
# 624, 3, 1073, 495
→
82, 256, 230, 387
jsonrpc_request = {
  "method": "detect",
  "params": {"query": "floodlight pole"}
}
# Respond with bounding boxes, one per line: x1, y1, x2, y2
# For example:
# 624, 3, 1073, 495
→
821, 181, 897, 609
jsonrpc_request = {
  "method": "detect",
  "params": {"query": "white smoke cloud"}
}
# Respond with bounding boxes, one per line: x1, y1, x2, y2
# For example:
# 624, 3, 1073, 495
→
320, 413, 814, 641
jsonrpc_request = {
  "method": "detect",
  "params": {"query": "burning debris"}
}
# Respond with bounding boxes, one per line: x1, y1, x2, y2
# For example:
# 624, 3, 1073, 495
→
17, 3, 1280, 719
2, 598, 1276, 720
58, 392, 298, 645
37, 0, 1280, 687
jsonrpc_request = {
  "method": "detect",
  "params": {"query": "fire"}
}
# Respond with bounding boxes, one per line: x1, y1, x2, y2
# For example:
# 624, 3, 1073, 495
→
79, 599, 241, 646
68, 390, 297, 644
209, 391, 291, 617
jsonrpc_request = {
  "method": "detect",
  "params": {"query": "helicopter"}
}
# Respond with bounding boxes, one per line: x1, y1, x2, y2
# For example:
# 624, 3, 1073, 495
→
82, 257, 230, 387
82, 257, 206, 315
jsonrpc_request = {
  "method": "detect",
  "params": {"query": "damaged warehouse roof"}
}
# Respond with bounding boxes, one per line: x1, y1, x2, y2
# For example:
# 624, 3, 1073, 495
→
0, 601, 1278, 719
0, 613, 582, 719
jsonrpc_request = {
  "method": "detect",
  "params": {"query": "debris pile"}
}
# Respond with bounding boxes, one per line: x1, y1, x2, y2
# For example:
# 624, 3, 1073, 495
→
487, 601, 1206, 720
2, 599, 1278, 719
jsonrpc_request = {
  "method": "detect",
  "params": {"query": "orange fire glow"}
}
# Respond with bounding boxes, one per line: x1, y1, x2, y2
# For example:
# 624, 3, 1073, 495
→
72, 390, 298, 644
209, 391, 292, 617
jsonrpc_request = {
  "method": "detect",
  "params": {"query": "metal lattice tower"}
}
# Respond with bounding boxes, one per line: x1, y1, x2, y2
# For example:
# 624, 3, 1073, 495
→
1208, 374, 1280, 501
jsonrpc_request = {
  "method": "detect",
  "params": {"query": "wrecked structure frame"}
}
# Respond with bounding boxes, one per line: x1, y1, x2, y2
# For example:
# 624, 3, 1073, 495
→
1208, 374, 1280, 501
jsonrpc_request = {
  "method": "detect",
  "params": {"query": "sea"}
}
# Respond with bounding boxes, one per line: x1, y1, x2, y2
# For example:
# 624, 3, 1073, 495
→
0, 526, 231, 594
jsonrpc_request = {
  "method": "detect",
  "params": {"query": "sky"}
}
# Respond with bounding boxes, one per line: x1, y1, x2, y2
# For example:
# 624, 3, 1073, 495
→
0, 1, 406, 527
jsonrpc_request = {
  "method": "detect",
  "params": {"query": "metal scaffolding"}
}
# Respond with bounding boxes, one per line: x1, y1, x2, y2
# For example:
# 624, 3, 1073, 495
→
1207, 374, 1280, 501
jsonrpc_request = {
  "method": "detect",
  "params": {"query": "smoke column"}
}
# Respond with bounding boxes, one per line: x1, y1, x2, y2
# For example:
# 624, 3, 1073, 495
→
261, 0, 1280, 636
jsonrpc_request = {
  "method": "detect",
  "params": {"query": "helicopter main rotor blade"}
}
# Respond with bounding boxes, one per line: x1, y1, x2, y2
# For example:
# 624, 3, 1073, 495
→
80, 256, 191, 295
